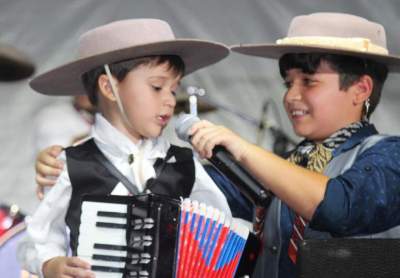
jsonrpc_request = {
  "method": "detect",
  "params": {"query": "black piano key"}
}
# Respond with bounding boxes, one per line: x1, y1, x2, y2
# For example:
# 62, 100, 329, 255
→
95, 219, 154, 230
93, 243, 144, 253
92, 254, 126, 262
92, 253, 152, 265
96, 222, 127, 229
94, 243, 127, 251
97, 211, 127, 218
91, 265, 124, 273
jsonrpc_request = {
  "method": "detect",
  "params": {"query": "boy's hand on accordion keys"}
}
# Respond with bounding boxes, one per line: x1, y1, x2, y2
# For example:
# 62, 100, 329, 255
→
42, 256, 95, 278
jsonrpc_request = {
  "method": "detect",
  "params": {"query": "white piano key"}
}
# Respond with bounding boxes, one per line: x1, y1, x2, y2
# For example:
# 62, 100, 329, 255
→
81, 215, 127, 225
80, 255, 125, 268
91, 272, 122, 278
79, 247, 128, 258
78, 227, 127, 245
81, 201, 127, 214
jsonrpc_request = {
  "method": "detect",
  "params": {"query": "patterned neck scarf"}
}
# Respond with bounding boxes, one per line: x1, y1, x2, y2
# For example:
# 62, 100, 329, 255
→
288, 121, 370, 172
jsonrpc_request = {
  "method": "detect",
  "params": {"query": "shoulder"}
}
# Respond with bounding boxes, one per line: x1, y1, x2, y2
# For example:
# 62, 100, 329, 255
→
65, 138, 97, 159
352, 135, 400, 170
359, 134, 400, 155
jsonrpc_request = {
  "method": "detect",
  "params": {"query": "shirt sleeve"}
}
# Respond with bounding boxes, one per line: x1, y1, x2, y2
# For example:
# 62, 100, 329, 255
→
310, 137, 400, 236
17, 152, 72, 277
190, 157, 232, 218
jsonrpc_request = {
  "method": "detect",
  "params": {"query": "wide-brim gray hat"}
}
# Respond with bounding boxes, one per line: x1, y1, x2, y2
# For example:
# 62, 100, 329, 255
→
231, 12, 400, 72
30, 19, 229, 95
0, 44, 35, 81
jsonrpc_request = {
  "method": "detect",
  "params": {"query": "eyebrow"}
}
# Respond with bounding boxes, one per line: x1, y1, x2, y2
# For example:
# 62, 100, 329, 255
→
148, 76, 181, 86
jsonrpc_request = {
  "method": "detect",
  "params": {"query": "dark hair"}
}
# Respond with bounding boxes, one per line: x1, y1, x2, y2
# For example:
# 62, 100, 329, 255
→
278, 53, 388, 118
81, 55, 185, 105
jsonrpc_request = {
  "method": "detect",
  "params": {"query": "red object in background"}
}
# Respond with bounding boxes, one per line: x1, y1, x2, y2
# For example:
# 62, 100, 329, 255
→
0, 204, 24, 237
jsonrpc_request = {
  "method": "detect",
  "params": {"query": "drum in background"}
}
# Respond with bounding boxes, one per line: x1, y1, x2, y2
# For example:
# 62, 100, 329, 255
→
0, 204, 38, 278
0, 204, 25, 237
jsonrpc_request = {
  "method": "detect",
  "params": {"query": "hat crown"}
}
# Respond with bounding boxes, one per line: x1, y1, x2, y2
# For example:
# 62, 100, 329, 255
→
287, 13, 387, 49
78, 19, 176, 59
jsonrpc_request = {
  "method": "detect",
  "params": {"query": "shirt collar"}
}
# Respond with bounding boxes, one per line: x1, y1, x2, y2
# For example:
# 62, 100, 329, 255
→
91, 113, 169, 161
333, 124, 378, 156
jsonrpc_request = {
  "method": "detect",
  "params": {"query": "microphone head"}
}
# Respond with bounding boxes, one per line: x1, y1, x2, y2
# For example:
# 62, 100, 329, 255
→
175, 113, 200, 142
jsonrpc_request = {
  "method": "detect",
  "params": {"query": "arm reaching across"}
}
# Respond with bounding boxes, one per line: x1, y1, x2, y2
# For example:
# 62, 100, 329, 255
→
189, 120, 328, 220
35, 145, 64, 199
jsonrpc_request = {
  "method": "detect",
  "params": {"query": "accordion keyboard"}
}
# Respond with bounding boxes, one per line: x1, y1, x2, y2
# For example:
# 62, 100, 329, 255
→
77, 195, 180, 278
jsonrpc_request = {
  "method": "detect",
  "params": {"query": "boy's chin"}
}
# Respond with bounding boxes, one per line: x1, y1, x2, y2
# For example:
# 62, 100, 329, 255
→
142, 129, 164, 139
293, 127, 314, 140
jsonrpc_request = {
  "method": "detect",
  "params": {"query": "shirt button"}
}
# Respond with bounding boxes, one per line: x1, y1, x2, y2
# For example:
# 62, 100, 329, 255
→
364, 165, 372, 172
128, 154, 134, 164
270, 245, 278, 254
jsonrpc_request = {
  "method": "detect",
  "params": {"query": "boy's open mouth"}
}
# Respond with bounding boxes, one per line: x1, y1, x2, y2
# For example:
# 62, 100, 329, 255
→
291, 109, 309, 117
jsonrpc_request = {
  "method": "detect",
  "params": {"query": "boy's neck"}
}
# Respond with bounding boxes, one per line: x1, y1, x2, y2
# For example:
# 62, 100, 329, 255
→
100, 112, 144, 145
307, 119, 367, 143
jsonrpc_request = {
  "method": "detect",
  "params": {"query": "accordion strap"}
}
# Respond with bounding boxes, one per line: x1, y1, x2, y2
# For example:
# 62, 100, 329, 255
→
87, 139, 140, 195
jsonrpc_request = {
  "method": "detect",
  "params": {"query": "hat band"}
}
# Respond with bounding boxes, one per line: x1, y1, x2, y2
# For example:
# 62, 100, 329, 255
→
276, 36, 388, 55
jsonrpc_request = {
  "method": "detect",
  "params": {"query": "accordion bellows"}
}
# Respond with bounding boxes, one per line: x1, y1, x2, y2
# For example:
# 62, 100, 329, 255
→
77, 194, 249, 278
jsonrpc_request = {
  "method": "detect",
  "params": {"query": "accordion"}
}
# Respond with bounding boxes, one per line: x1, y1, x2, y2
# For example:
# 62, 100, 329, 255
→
77, 194, 250, 278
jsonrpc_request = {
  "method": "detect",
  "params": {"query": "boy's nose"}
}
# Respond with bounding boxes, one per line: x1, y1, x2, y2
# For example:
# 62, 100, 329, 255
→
164, 93, 176, 108
285, 85, 302, 102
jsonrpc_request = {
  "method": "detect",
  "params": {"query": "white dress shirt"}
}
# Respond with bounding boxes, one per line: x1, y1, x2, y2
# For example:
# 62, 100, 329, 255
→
17, 113, 231, 277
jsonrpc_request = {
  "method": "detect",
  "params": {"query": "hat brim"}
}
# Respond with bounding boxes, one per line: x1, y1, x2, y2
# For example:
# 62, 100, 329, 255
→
0, 44, 35, 81
31, 39, 229, 95
231, 44, 400, 72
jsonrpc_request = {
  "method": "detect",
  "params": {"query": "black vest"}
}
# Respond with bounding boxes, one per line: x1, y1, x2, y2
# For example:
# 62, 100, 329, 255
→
64, 139, 195, 254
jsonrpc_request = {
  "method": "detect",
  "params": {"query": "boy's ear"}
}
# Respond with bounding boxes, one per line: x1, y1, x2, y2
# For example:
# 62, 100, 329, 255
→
98, 74, 117, 101
352, 75, 373, 105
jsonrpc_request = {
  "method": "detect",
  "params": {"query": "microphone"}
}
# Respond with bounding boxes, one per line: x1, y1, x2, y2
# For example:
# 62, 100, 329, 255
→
175, 113, 272, 206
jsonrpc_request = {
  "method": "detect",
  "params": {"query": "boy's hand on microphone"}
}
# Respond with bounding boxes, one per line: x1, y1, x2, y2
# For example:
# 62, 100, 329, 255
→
189, 120, 251, 162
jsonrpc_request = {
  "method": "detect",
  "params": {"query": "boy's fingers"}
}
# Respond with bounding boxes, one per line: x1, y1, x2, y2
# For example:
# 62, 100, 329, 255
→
189, 120, 212, 136
64, 257, 94, 278
35, 184, 44, 200
36, 162, 63, 177
67, 257, 91, 269
35, 174, 57, 199
36, 146, 64, 170
49, 145, 64, 156
65, 268, 95, 278
36, 155, 64, 170
35, 174, 56, 186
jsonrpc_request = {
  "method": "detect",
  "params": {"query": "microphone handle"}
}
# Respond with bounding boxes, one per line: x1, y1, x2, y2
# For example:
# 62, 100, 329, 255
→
209, 146, 272, 207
